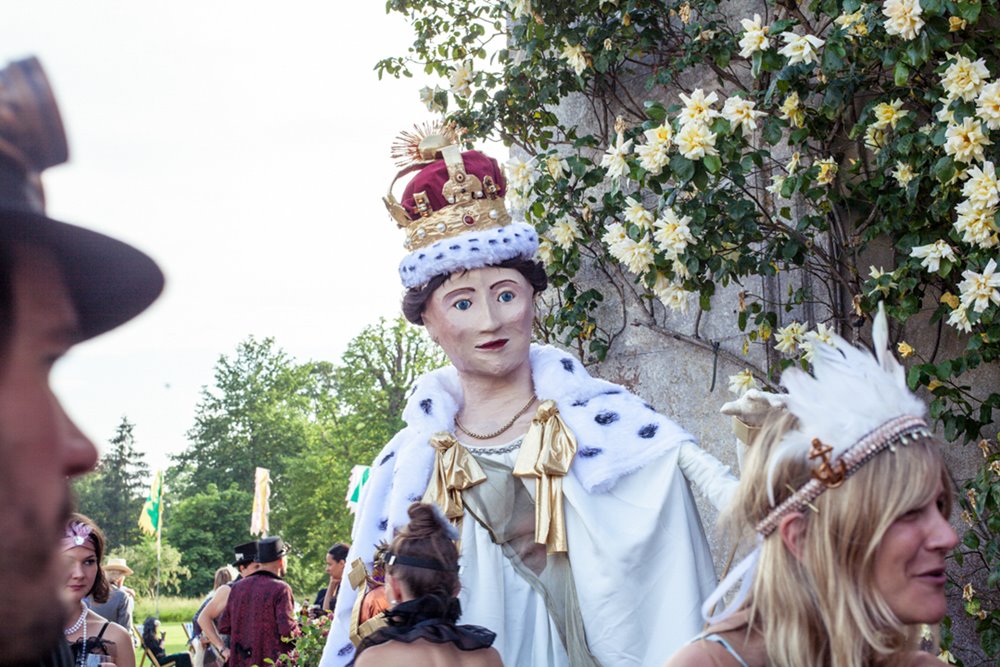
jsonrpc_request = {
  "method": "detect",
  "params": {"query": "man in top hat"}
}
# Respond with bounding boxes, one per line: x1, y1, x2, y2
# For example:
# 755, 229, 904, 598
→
0, 57, 163, 667
198, 541, 259, 662
218, 537, 297, 667
86, 557, 135, 633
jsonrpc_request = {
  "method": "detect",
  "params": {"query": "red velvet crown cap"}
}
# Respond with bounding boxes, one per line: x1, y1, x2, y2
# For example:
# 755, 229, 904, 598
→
400, 150, 507, 220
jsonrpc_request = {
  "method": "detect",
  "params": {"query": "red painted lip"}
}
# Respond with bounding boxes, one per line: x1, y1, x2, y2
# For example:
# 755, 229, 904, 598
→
476, 339, 508, 350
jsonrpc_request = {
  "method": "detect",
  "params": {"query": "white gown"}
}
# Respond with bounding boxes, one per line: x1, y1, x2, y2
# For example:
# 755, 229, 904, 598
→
319, 344, 736, 667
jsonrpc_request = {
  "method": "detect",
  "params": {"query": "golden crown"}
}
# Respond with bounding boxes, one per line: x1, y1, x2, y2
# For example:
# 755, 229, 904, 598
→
383, 126, 512, 252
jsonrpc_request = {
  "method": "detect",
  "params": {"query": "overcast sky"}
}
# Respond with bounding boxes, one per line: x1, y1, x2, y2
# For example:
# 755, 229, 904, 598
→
2, 2, 446, 473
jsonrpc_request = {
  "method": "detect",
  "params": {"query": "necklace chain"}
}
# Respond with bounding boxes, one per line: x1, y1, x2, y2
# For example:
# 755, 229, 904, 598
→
454, 395, 536, 440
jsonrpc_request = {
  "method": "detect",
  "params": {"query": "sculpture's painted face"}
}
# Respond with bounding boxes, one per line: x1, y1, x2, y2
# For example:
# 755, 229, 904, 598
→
421, 266, 535, 382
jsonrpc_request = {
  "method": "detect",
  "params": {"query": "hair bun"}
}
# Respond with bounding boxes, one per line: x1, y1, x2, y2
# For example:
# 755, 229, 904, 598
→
404, 502, 458, 541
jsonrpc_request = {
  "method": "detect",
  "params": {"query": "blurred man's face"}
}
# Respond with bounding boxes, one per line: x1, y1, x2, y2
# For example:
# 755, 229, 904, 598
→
0, 243, 98, 663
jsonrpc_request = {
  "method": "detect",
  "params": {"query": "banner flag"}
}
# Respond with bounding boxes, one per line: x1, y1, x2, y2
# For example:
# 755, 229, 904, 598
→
138, 469, 163, 537
251, 467, 271, 536
345, 465, 371, 514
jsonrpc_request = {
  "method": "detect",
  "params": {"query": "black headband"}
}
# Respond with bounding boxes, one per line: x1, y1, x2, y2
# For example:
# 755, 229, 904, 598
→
385, 551, 459, 572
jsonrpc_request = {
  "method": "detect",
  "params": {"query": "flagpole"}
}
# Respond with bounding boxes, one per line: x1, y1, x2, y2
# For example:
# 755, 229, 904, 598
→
139, 470, 164, 617
155, 479, 163, 617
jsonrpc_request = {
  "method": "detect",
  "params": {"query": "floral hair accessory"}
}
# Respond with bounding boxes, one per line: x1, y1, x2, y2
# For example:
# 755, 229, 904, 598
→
62, 521, 94, 551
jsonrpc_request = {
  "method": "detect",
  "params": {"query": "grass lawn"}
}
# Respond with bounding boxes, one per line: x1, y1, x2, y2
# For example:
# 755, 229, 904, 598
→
134, 621, 191, 664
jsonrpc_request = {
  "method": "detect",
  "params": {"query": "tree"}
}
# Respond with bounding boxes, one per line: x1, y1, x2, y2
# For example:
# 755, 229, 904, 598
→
163, 483, 254, 597
107, 538, 189, 599
73, 416, 150, 549
277, 317, 446, 595
170, 336, 319, 496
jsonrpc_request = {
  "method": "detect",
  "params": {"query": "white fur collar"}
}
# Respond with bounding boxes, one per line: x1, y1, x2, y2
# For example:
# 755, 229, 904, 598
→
399, 343, 692, 492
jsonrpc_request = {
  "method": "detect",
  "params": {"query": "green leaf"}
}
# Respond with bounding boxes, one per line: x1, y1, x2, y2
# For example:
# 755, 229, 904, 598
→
644, 100, 667, 123
670, 154, 695, 183
894, 61, 911, 87
932, 156, 956, 183
956, 0, 981, 22
693, 164, 709, 190
703, 154, 722, 174
963, 530, 980, 549
762, 117, 782, 146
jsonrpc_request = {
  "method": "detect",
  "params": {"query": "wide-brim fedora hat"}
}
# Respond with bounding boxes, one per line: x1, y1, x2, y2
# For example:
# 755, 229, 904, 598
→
104, 558, 134, 576
256, 536, 288, 564
0, 56, 163, 339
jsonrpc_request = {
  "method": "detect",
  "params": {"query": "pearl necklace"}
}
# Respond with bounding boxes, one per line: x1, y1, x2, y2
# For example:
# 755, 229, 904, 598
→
64, 602, 87, 635
65, 602, 89, 667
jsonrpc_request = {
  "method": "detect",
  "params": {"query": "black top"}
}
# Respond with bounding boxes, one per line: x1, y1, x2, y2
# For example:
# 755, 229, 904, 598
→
352, 594, 495, 663
68, 622, 111, 663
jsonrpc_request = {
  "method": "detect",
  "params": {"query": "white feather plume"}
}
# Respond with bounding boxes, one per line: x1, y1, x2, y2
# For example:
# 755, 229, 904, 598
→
765, 304, 925, 506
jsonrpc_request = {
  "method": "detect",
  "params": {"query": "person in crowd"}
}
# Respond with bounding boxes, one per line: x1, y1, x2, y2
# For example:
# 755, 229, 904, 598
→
353, 503, 500, 667
140, 617, 192, 667
319, 128, 737, 666
0, 56, 162, 667
315, 543, 350, 612
62, 514, 135, 667
358, 543, 390, 625
198, 542, 257, 662
218, 537, 297, 667
86, 558, 135, 636
191, 566, 233, 667
665, 305, 958, 667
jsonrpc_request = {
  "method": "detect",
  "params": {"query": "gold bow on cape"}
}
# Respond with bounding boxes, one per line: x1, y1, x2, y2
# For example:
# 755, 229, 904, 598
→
513, 400, 577, 554
422, 432, 487, 523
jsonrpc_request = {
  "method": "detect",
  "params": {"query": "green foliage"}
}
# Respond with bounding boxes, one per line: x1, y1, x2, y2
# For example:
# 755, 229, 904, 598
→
272, 610, 333, 667
171, 337, 320, 495
381, 0, 1000, 660
108, 538, 189, 599
277, 317, 447, 596
133, 596, 202, 624
73, 416, 150, 550
165, 320, 445, 599
164, 482, 253, 597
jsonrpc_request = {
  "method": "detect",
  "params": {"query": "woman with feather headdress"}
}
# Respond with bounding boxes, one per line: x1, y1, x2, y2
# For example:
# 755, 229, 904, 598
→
666, 305, 958, 667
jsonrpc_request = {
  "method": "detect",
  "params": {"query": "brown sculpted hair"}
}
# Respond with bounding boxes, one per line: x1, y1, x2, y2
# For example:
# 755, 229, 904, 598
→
68, 512, 111, 603
386, 502, 460, 598
402, 258, 548, 325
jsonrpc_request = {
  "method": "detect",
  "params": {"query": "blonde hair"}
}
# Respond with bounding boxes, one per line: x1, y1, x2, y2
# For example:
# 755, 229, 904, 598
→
724, 412, 950, 667
213, 565, 234, 589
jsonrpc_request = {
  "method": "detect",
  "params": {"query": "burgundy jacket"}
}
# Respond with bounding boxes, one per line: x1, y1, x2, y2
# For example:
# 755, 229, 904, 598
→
218, 570, 297, 667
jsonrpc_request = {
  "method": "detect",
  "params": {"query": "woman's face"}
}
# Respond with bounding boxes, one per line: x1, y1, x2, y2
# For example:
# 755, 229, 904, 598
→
421, 267, 535, 381
326, 553, 345, 580
872, 477, 958, 624
63, 544, 98, 603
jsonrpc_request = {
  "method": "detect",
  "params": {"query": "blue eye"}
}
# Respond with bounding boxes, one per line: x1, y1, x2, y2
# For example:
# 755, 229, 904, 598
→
454, 299, 472, 311
498, 290, 515, 303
